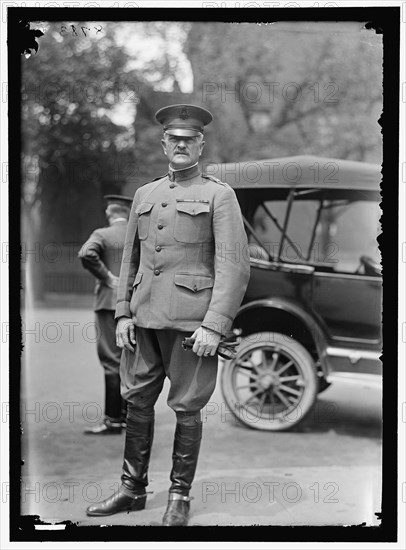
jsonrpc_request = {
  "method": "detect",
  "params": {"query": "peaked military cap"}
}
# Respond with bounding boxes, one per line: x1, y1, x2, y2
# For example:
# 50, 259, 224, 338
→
155, 104, 213, 137
104, 194, 133, 207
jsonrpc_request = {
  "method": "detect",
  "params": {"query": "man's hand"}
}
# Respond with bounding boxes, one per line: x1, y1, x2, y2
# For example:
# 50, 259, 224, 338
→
116, 317, 136, 352
106, 271, 119, 289
191, 326, 221, 357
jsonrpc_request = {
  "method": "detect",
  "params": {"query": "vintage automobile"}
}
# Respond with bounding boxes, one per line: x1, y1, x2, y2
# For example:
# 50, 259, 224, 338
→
206, 155, 382, 431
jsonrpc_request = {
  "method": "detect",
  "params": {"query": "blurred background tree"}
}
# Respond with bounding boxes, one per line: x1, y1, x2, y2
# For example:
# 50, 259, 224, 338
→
21, 20, 382, 300
186, 22, 382, 163
22, 23, 137, 244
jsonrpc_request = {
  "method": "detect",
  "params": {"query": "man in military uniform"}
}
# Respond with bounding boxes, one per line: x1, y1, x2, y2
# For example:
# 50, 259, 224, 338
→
78, 195, 132, 434
86, 105, 250, 525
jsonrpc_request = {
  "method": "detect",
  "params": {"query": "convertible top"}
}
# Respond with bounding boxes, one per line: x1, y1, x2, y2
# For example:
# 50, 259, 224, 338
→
205, 155, 381, 199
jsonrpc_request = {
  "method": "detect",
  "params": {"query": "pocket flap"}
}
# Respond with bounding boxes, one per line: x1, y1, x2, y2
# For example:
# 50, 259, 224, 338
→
176, 202, 210, 216
174, 273, 214, 292
133, 272, 143, 287
135, 202, 154, 216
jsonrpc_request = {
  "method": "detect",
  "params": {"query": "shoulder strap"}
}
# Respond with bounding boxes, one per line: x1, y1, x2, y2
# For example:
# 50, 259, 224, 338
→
202, 173, 228, 187
140, 175, 168, 202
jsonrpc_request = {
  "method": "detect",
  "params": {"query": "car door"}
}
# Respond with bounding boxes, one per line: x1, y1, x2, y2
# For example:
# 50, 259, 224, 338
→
311, 199, 381, 343
312, 271, 382, 344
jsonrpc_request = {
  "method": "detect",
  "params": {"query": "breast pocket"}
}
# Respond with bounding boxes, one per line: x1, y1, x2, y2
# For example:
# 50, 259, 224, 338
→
173, 201, 212, 243
135, 203, 154, 240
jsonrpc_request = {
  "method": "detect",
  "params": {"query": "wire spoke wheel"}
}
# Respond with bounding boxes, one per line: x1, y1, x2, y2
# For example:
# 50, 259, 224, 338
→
221, 332, 318, 431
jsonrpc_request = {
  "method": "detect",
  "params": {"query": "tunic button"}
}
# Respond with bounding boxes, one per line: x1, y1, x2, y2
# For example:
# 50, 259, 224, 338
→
193, 284, 198, 292
154, 269, 161, 276
157, 224, 163, 230
155, 245, 162, 252
169, 183, 176, 189
162, 202, 167, 207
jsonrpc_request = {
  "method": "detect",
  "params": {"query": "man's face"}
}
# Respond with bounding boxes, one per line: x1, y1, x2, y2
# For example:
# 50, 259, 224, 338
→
161, 133, 205, 170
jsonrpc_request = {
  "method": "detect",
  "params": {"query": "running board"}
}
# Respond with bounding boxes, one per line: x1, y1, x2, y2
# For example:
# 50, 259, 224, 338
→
326, 372, 382, 387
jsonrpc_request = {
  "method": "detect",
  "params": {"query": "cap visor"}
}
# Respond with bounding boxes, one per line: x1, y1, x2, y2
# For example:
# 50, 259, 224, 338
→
164, 128, 202, 137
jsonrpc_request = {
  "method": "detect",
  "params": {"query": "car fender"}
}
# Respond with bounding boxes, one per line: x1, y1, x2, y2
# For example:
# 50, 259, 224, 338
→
234, 297, 331, 376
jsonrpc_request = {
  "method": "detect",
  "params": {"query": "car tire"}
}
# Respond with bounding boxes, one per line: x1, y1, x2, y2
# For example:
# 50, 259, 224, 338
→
220, 332, 318, 431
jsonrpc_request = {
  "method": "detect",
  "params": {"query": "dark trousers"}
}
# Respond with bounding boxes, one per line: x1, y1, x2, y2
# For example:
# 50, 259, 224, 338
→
120, 327, 218, 416
96, 309, 127, 420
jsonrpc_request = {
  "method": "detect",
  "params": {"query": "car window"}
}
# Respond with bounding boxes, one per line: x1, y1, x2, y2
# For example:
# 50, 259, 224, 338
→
251, 199, 381, 273
325, 200, 381, 273
252, 200, 322, 263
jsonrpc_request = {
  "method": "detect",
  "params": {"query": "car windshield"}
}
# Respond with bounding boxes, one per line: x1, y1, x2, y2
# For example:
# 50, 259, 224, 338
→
251, 199, 381, 273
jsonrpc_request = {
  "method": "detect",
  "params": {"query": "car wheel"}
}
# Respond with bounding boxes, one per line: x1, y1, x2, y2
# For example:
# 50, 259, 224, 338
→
221, 332, 318, 431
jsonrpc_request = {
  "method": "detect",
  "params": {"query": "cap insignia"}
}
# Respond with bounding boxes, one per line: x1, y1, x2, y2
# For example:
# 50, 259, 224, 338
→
178, 107, 190, 120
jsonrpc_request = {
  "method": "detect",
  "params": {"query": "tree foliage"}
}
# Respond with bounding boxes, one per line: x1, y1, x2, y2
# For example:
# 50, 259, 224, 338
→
22, 22, 137, 243
185, 22, 382, 164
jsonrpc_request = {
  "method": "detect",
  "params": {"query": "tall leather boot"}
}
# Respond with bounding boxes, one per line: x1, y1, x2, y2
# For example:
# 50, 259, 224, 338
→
86, 416, 154, 516
84, 373, 123, 435
162, 413, 202, 526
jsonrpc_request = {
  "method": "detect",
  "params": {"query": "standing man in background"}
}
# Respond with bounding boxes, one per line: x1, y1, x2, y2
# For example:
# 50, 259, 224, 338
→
85, 104, 250, 525
78, 195, 132, 435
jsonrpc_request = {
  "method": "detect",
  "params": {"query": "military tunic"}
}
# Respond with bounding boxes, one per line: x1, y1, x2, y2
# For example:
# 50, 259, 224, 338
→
79, 219, 128, 374
116, 164, 250, 334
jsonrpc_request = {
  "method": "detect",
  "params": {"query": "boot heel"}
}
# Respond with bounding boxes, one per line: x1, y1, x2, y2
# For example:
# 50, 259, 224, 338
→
130, 494, 147, 511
